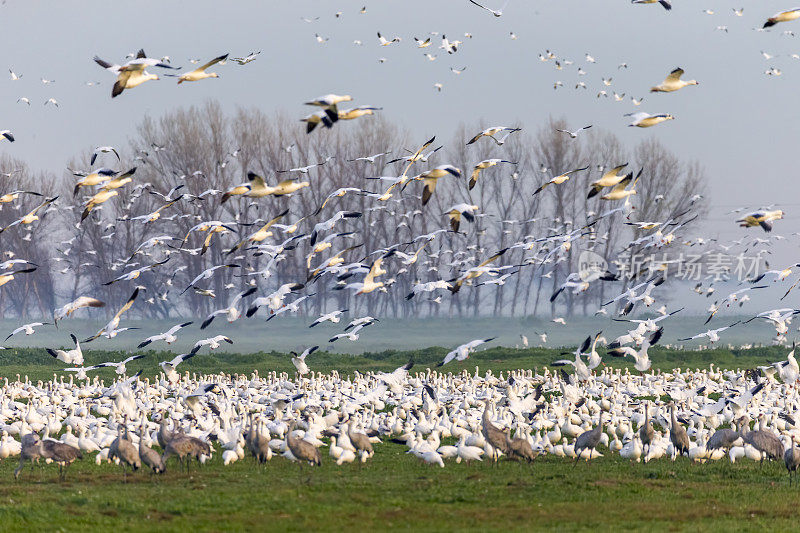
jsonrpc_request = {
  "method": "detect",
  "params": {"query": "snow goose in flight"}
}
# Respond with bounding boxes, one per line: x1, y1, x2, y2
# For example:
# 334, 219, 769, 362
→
91, 146, 120, 166
137, 321, 193, 348
338, 106, 381, 121
191, 335, 233, 353
54, 296, 105, 326
763, 8, 800, 28
608, 327, 663, 372
533, 166, 589, 196
631, 0, 671, 10
0, 196, 58, 233
438, 338, 496, 366
625, 112, 674, 128
97, 354, 145, 376
407, 165, 461, 205
469, 159, 515, 190
175, 54, 227, 83
467, 0, 508, 17
555, 125, 592, 138
377, 32, 401, 45
736, 210, 784, 232
444, 204, 479, 233
200, 288, 257, 329
159, 352, 196, 382
5, 322, 49, 341
94, 49, 176, 98
305, 94, 352, 124
83, 287, 141, 342
466, 126, 521, 145
587, 163, 629, 198
231, 51, 260, 65
678, 322, 740, 344
650, 68, 699, 92
0, 130, 14, 142
47, 335, 83, 365
290, 346, 319, 375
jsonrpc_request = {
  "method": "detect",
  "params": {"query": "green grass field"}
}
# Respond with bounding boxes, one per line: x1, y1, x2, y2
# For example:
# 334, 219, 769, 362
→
0, 344, 794, 532
0, 445, 795, 532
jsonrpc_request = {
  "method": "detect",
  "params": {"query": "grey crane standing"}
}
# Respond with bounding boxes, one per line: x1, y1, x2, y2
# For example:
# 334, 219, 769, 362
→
163, 435, 211, 473
743, 415, 784, 466
347, 421, 374, 461
14, 432, 43, 480
706, 418, 743, 452
481, 401, 511, 463
639, 402, 655, 461
138, 424, 165, 474
40, 439, 82, 480
669, 403, 690, 458
784, 436, 800, 485
110, 421, 140, 480
574, 410, 605, 465
286, 422, 321, 466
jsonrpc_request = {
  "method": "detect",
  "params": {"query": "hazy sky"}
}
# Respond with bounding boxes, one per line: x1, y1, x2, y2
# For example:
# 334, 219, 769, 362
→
1, 0, 799, 255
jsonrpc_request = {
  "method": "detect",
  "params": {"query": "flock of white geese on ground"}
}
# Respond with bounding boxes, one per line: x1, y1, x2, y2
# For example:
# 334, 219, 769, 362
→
1, 1, 800, 486
4, 342, 800, 483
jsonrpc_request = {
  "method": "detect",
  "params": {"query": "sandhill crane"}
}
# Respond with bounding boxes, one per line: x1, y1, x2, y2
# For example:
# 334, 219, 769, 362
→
785, 436, 800, 485
163, 435, 211, 473
347, 421, 374, 461
138, 424, 165, 474
14, 432, 43, 480
743, 417, 784, 465
507, 436, 537, 462
669, 403, 690, 458
40, 439, 82, 480
286, 423, 321, 466
639, 403, 656, 460
110, 422, 140, 480
707, 418, 743, 452
574, 411, 604, 464
481, 402, 510, 463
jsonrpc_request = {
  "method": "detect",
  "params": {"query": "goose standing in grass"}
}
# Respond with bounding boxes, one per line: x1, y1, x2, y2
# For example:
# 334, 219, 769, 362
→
650, 68, 698, 92
175, 54, 227, 83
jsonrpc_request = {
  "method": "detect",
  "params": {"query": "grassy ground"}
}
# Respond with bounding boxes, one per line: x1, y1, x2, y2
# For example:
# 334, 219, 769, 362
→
0, 445, 795, 532
0, 345, 794, 532
0, 342, 787, 383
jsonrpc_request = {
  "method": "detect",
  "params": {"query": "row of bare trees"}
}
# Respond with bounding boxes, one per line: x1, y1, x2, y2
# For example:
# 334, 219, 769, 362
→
0, 101, 707, 320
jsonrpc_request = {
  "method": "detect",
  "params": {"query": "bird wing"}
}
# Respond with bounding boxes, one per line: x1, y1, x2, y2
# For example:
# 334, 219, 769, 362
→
197, 53, 228, 72
665, 67, 684, 82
